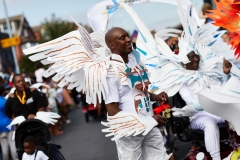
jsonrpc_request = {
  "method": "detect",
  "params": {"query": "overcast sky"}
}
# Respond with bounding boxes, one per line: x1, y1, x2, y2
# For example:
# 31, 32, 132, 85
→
0, 0, 204, 33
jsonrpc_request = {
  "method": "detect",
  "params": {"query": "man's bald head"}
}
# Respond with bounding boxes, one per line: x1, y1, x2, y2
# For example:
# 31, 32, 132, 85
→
105, 27, 125, 47
105, 27, 132, 56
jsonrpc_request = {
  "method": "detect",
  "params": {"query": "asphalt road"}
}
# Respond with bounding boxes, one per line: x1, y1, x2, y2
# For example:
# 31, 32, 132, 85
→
52, 107, 118, 160
52, 107, 192, 160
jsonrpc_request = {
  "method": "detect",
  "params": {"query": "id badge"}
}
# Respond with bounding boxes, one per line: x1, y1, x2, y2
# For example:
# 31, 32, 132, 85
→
26, 97, 33, 104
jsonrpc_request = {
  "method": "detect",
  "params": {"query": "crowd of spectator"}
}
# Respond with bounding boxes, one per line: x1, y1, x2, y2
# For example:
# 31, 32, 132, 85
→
0, 60, 85, 160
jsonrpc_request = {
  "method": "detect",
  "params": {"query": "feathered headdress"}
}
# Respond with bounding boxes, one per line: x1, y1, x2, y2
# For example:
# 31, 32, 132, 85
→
207, 0, 240, 58
119, 1, 227, 97
176, 2, 215, 64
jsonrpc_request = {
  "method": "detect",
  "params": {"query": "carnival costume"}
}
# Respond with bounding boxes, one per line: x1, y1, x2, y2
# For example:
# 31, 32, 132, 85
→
194, 0, 240, 135
87, 0, 201, 33
22, 11, 172, 158
19, 1, 240, 159
115, 1, 240, 159
206, 0, 240, 58
193, 0, 240, 158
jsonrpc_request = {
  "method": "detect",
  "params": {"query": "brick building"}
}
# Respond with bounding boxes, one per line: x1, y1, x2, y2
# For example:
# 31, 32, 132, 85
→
0, 14, 36, 61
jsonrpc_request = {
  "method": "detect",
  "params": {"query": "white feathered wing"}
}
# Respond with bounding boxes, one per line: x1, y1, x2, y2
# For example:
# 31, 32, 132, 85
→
120, 2, 197, 96
23, 20, 110, 106
6, 111, 61, 129
121, 2, 228, 97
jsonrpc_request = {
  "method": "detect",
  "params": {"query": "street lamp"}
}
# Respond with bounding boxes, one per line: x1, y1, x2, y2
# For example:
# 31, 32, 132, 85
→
2, 0, 20, 73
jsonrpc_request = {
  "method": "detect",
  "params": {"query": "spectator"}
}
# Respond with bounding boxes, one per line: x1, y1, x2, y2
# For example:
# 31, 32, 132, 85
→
29, 72, 36, 84
43, 77, 63, 136
0, 85, 18, 160
34, 62, 45, 83
5, 74, 46, 120
222, 32, 230, 43
56, 87, 72, 124
79, 93, 87, 108
166, 37, 179, 54
24, 77, 32, 89
71, 88, 80, 106
21, 69, 27, 78
22, 136, 48, 160
8, 67, 14, 86
199, 3, 213, 24
0, 77, 3, 85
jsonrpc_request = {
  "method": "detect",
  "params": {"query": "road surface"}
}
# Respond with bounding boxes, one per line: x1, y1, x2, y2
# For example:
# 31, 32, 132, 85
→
52, 107, 191, 160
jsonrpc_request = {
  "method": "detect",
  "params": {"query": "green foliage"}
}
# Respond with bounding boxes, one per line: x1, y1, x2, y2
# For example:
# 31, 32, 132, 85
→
20, 14, 93, 73
40, 14, 93, 43
19, 55, 36, 73
40, 14, 77, 43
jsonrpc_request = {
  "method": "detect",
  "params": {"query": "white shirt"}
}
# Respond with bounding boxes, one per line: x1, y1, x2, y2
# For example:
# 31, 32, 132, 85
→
56, 88, 63, 104
22, 150, 49, 160
105, 55, 149, 115
179, 84, 199, 105
35, 68, 45, 83
105, 77, 137, 114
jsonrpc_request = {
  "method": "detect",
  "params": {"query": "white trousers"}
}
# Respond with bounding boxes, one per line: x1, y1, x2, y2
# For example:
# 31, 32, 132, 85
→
190, 111, 225, 160
115, 127, 171, 160
0, 131, 18, 160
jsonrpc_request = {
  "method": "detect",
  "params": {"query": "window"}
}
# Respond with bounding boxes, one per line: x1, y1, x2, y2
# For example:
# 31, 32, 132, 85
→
11, 21, 16, 34
23, 29, 28, 37
3, 23, 8, 33
0, 24, 4, 32
1, 22, 14, 34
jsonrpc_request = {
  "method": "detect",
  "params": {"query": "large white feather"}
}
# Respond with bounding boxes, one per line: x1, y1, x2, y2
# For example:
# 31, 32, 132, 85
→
23, 19, 111, 106
120, 2, 229, 97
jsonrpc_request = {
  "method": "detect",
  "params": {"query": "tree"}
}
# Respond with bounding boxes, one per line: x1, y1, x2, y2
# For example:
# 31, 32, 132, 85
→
20, 14, 93, 73
19, 55, 36, 73
40, 14, 77, 43
40, 14, 93, 43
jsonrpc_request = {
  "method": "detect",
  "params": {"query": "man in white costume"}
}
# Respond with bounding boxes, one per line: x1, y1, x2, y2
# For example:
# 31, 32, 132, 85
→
177, 51, 232, 160
15, 4, 174, 158
104, 27, 174, 160
124, 1, 234, 158
151, 21, 233, 160
100, 2, 233, 159
19, 15, 173, 159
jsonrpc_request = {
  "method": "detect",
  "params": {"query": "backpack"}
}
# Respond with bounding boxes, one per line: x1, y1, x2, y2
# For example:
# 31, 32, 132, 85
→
34, 150, 38, 160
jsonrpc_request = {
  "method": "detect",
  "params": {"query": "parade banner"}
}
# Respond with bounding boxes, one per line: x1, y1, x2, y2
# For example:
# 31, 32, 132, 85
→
87, 0, 201, 32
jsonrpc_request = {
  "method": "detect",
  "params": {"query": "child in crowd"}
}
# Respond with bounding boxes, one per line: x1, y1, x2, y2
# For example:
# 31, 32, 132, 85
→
22, 136, 49, 160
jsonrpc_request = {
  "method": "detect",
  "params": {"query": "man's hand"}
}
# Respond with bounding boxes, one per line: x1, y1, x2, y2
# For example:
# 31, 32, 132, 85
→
156, 92, 168, 103
223, 58, 232, 74
38, 107, 46, 111
105, 102, 121, 116
28, 114, 36, 119
152, 115, 166, 127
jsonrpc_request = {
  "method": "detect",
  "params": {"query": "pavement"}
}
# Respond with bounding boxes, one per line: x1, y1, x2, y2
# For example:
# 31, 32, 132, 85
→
52, 107, 118, 160
52, 107, 192, 160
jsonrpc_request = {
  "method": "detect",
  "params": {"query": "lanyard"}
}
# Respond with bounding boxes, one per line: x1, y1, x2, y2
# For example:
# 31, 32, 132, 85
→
16, 91, 26, 104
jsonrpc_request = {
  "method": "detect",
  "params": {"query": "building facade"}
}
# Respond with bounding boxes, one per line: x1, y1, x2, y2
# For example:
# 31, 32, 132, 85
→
0, 14, 36, 61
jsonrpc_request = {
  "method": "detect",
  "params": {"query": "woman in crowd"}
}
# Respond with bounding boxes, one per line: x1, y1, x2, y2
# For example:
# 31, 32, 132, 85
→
43, 77, 63, 136
0, 84, 18, 160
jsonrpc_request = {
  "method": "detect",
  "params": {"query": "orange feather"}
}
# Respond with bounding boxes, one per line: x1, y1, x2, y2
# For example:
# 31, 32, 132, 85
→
207, 0, 240, 58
